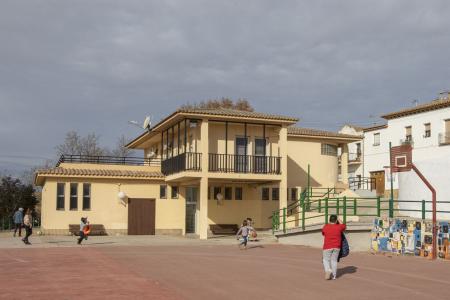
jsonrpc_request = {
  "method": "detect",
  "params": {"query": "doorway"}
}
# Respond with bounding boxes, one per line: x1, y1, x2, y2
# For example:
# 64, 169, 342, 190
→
128, 198, 155, 235
235, 137, 248, 172
185, 187, 198, 234
370, 171, 385, 196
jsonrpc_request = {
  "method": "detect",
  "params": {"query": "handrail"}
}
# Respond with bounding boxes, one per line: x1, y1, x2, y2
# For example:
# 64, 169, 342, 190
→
271, 197, 450, 233
57, 154, 161, 167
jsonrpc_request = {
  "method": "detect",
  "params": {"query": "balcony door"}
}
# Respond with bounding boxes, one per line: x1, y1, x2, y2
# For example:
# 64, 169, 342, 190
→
235, 137, 248, 173
254, 138, 267, 173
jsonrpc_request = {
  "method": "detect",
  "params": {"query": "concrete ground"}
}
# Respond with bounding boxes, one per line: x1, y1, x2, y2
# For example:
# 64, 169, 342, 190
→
1, 233, 449, 300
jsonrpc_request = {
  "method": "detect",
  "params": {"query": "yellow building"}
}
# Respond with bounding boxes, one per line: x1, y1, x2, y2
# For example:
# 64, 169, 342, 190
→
35, 108, 360, 238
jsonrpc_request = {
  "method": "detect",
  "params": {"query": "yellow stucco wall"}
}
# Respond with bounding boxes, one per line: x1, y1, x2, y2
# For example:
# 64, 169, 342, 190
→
41, 177, 185, 235
287, 136, 339, 189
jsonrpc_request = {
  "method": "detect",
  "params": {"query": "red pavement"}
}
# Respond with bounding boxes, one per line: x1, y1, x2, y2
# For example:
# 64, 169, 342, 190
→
2, 244, 450, 300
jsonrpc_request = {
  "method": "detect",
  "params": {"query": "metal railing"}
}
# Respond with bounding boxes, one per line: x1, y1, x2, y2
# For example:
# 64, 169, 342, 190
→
0, 216, 41, 231
400, 137, 414, 145
208, 153, 281, 174
161, 152, 202, 176
57, 154, 161, 167
272, 197, 450, 233
348, 152, 362, 162
348, 176, 376, 191
438, 132, 450, 145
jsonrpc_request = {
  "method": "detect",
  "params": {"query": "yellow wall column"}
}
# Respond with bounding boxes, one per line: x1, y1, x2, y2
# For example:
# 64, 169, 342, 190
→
199, 119, 209, 239
341, 143, 349, 185
279, 125, 288, 210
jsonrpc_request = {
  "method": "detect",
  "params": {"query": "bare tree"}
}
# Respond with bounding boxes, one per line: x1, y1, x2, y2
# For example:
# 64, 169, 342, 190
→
56, 131, 106, 157
110, 135, 135, 157
180, 98, 254, 111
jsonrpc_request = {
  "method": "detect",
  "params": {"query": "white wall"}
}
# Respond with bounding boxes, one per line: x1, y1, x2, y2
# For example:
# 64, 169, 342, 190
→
339, 125, 363, 178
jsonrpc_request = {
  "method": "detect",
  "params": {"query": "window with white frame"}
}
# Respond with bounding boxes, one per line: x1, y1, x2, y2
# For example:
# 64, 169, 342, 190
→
321, 144, 337, 156
424, 123, 431, 138
373, 133, 380, 146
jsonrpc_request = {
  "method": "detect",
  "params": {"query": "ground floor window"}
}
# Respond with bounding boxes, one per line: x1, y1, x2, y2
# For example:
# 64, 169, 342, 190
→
171, 186, 179, 199
57, 183, 65, 210
160, 185, 167, 199
70, 183, 78, 210
224, 187, 232, 200
83, 183, 91, 210
262, 187, 270, 200
235, 187, 243, 200
291, 188, 298, 201
272, 188, 279, 201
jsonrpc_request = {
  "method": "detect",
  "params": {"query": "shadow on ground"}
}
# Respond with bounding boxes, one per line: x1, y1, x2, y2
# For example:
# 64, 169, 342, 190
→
337, 266, 357, 278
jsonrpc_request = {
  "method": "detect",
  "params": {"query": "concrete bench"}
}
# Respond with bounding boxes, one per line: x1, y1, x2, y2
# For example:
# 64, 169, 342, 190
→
69, 224, 107, 236
210, 224, 239, 235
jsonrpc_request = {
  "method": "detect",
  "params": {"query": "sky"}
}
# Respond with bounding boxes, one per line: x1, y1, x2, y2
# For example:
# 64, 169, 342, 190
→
1, 0, 449, 175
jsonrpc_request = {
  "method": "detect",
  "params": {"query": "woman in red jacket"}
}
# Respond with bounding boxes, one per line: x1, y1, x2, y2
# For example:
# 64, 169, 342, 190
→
322, 215, 346, 280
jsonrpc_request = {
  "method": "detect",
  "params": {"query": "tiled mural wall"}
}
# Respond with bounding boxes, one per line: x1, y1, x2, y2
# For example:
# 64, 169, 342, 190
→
371, 217, 450, 260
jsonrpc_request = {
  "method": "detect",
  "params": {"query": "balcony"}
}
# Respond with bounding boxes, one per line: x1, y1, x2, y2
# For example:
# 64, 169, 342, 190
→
57, 154, 161, 167
348, 152, 362, 163
400, 136, 414, 146
438, 132, 450, 146
161, 152, 202, 176
209, 153, 281, 174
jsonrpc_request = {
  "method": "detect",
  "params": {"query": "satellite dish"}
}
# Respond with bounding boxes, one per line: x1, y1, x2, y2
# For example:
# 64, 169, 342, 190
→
128, 115, 152, 131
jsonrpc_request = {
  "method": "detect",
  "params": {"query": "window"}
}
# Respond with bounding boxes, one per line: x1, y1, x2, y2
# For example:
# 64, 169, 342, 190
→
424, 123, 431, 138
405, 126, 412, 141
82, 183, 91, 210
321, 144, 337, 156
373, 133, 380, 146
70, 183, 78, 210
291, 188, 298, 201
272, 188, 280, 201
213, 187, 222, 200
235, 187, 243, 200
254, 138, 266, 156
262, 187, 270, 201
224, 187, 232, 200
171, 186, 179, 199
160, 185, 167, 199
56, 183, 65, 210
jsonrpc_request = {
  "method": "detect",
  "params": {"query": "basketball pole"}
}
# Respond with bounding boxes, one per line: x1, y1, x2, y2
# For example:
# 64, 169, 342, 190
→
389, 142, 394, 218
411, 164, 437, 260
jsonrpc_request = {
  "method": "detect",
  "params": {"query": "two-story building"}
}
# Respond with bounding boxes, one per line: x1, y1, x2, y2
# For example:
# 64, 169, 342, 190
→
35, 108, 360, 238
363, 91, 450, 217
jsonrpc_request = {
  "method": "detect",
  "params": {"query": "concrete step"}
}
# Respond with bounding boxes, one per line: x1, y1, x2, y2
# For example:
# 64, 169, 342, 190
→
352, 189, 377, 198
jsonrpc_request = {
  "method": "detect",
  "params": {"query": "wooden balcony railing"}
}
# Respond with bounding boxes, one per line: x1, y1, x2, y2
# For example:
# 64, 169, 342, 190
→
161, 152, 202, 176
208, 153, 281, 174
57, 154, 161, 167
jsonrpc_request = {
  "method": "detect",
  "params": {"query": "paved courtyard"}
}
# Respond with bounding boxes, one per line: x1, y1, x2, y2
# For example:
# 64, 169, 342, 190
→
1, 234, 449, 300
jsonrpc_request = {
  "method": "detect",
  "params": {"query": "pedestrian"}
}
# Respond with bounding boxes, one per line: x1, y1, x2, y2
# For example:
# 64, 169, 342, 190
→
236, 219, 255, 250
22, 209, 33, 245
13, 208, 24, 237
322, 214, 346, 280
77, 217, 89, 245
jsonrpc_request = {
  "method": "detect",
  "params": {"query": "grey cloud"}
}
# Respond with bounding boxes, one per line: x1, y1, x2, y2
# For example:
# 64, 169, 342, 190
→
1, 0, 450, 174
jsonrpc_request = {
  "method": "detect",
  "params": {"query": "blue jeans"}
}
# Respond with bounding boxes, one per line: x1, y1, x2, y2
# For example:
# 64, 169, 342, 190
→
240, 236, 248, 246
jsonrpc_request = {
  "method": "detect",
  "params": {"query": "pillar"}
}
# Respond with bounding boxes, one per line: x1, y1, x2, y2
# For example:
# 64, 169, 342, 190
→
199, 119, 209, 239
279, 125, 288, 210
341, 143, 349, 185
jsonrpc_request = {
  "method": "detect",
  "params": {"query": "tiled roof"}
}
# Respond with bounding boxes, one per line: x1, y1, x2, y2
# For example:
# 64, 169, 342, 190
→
381, 97, 450, 120
176, 108, 299, 122
288, 127, 361, 139
363, 124, 388, 132
35, 167, 164, 179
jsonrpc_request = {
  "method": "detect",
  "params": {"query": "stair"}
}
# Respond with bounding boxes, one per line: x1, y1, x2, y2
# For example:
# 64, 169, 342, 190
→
352, 189, 377, 198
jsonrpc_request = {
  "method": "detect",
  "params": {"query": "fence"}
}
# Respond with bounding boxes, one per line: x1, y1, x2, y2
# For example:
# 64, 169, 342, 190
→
0, 216, 41, 231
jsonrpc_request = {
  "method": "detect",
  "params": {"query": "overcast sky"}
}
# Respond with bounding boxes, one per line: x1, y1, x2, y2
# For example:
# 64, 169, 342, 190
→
1, 0, 449, 174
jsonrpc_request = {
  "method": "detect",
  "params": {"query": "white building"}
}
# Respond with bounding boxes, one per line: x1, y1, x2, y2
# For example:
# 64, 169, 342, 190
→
338, 125, 364, 188
363, 91, 450, 218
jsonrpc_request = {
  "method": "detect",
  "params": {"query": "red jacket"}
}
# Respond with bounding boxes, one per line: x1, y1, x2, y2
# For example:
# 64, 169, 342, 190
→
322, 223, 346, 250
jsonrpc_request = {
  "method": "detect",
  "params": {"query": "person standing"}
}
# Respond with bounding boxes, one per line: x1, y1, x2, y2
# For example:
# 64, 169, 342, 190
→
322, 215, 346, 280
13, 208, 24, 237
22, 209, 33, 245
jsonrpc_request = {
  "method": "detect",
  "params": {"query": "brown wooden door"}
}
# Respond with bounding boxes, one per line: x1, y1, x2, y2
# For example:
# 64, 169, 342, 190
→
128, 198, 155, 235
370, 171, 385, 196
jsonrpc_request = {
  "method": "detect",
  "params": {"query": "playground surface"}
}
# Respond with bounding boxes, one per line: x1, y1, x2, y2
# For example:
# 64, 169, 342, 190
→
1, 235, 449, 300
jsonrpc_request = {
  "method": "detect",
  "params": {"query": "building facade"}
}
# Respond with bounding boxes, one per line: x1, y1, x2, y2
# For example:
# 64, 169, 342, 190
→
363, 92, 450, 217
36, 108, 360, 238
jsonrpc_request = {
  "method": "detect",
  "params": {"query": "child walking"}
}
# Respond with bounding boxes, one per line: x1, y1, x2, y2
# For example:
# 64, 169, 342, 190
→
236, 219, 255, 250
77, 217, 89, 245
